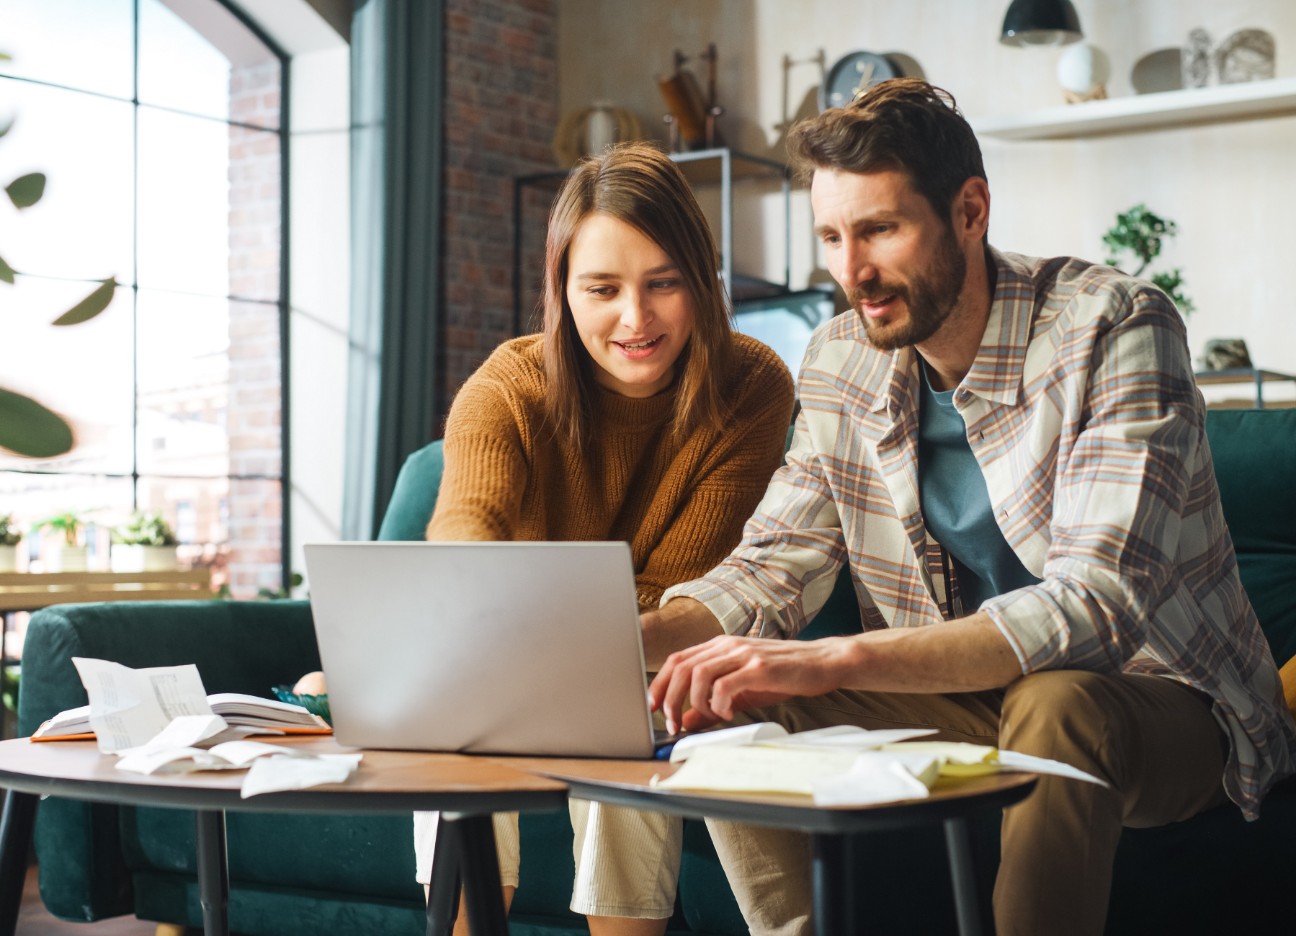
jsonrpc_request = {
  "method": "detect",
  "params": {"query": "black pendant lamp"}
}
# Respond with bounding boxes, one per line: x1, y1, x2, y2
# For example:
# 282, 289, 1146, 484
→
1000, 0, 1083, 47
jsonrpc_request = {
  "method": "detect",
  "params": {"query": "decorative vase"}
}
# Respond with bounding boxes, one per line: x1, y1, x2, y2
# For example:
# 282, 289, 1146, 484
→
111, 544, 178, 573
0, 544, 16, 573
1057, 43, 1111, 103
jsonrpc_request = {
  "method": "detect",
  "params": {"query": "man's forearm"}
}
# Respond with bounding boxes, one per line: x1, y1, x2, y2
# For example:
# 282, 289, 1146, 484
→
640, 597, 725, 670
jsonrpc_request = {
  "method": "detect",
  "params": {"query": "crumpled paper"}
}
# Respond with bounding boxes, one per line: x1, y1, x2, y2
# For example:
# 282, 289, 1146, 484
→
240, 753, 363, 798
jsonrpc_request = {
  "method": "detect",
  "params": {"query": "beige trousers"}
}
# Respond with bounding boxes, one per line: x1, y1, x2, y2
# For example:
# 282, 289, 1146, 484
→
414, 801, 683, 918
706, 670, 1229, 936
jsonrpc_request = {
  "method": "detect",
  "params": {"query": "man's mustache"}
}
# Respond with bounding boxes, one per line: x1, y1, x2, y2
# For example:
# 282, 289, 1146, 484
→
847, 281, 908, 307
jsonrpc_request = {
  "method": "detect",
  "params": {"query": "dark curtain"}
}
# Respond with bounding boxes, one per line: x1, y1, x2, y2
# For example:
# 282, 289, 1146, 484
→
343, 0, 444, 539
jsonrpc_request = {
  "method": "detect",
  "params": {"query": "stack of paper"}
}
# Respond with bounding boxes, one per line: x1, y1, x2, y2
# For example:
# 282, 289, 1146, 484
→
652, 724, 1105, 807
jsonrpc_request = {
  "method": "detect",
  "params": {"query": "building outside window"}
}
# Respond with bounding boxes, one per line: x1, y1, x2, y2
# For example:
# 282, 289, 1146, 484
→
0, 0, 287, 599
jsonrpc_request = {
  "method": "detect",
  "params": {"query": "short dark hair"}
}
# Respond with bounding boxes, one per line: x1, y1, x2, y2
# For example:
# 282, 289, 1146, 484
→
785, 78, 987, 225
541, 141, 733, 457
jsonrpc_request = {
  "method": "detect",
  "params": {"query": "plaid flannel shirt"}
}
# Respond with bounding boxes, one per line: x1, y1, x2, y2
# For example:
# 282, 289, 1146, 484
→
665, 249, 1296, 819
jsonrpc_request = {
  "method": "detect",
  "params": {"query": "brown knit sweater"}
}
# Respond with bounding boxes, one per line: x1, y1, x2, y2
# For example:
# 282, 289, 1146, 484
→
426, 333, 794, 610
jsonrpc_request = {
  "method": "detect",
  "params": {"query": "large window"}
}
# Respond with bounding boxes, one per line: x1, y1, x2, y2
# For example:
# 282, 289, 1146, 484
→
0, 0, 287, 597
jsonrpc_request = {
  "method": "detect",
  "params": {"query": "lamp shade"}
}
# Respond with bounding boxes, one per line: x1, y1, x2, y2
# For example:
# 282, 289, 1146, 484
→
1000, 0, 1083, 47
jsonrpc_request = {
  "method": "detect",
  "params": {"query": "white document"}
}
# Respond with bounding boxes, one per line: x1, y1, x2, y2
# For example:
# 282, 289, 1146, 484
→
997, 750, 1108, 786
811, 753, 937, 806
117, 740, 300, 776
240, 753, 363, 798
667, 722, 791, 763
763, 726, 938, 750
655, 744, 862, 795
72, 658, 213, 753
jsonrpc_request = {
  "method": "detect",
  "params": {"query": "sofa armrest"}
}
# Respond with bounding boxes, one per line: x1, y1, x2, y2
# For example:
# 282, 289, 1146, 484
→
17, 599, 319, 736
15, 599, 319, 923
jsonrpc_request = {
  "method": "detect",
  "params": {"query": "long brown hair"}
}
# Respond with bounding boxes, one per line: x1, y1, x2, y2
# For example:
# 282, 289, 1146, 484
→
786, 78, 987, 235
540, 142, 734, 457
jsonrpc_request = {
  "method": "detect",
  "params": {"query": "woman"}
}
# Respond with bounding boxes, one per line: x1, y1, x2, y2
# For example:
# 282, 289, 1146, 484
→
418, 141, 794, 936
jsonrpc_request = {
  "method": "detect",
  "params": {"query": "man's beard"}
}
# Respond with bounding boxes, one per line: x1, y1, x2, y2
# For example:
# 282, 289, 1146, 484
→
847, 228, 967, 351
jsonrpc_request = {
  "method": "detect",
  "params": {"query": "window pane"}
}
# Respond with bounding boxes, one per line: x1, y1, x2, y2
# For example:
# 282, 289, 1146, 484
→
136, 107, 230, 296
0, 0, 134, 100
0, 278, 133, 474
139, 0, 281, 130
135, 290, 229, 476
228, 124, 282, 302
0, 473, 133, 572
227, 299, 282, 478
225, 477, 282, 597
0, 82, 134, 283
135, 474, 228, 579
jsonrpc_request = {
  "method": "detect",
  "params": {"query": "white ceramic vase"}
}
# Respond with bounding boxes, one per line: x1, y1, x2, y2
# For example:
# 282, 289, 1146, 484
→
51, 544, 88, 572
111, 544, 178, 573
0, 544, 16, 573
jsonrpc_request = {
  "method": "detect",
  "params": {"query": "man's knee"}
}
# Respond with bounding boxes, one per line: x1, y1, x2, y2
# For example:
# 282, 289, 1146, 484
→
999, 670, 1124, 768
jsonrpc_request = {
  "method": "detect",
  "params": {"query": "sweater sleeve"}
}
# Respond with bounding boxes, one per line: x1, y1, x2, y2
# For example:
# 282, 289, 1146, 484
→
632, 340, 796, 609
425, 367, 533, 542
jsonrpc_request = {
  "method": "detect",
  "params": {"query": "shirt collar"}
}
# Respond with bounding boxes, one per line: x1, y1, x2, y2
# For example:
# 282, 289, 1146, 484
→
956, 247, 1034, 408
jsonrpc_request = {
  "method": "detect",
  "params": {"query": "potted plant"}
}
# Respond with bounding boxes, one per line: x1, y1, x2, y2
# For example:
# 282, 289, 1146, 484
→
1103, 204, 1195, 315
34, 510, 89, 572
111, 511, 178, 572
0, 514, 21, 572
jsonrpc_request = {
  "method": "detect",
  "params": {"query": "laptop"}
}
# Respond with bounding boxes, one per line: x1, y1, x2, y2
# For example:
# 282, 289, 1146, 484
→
303, 541, 660, 758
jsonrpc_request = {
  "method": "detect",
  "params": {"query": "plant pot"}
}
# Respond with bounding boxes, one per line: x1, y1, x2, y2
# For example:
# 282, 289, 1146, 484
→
111, 544, 177, 573
0, 544, 17, 573
50, 544, 88, 572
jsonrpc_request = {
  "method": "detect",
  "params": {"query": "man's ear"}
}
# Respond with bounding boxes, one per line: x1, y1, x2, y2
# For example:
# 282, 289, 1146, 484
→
951, 177, 990, 242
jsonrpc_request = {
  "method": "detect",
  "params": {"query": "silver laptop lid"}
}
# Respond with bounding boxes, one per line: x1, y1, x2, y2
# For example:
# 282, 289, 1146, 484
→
303, 541, 655, 758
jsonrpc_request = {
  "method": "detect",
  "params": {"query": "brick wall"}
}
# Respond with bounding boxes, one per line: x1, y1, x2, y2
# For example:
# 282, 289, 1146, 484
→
225, 60, 284, 598
439, 0, 558, 421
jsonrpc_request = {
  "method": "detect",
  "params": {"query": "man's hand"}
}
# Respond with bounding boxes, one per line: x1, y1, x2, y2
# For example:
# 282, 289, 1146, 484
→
649, 635, 857, 733
647, 610, 1023, 733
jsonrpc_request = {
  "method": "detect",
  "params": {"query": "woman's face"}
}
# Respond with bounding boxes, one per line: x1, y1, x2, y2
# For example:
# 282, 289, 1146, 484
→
564, 212, 696, 399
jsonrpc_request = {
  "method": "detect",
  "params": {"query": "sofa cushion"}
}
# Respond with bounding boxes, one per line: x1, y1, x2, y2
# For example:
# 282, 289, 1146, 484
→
1204, 408, 1296, 667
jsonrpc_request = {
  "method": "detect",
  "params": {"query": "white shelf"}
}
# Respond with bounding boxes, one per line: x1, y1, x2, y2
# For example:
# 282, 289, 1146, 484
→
971, 76, 1296, 140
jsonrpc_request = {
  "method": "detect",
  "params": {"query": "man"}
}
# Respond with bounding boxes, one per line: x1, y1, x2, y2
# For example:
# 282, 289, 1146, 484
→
640, 79, 1296, 936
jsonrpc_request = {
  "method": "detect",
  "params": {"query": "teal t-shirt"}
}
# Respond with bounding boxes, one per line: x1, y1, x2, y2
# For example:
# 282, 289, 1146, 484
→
917, 366, 1041, 612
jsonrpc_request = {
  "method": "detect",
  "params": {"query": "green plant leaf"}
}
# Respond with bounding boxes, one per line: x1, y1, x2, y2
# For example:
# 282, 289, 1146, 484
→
5, 171, 46, 209
52, 278, 117, 326
0, 253, 13, 285
0, 387, 74, 458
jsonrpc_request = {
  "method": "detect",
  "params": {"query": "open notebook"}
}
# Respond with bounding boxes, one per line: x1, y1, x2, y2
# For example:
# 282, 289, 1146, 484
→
303, 541, 660, 758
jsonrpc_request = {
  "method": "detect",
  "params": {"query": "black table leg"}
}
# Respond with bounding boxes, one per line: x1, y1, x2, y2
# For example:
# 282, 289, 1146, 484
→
195, 810, 230, 936
0, 790, 38, 936
810, 833, 855, 936
944, 816, 984, 936
449, 813, 508, 936
426, 814, 463, 936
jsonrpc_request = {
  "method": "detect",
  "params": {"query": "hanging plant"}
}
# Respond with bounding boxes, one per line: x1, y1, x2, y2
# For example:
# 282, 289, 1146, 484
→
1, 50, 119, 459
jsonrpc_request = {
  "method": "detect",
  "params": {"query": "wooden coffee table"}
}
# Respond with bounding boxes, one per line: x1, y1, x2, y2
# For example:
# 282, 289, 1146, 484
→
505, 756, 1037, 936
0, 736, 567, 936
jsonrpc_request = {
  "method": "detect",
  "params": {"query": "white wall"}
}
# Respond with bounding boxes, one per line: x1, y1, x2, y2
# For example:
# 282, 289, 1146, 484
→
558, 0, 1296, 403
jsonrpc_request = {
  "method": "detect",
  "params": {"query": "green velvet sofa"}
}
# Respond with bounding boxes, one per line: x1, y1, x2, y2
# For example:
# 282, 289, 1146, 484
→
10, 407, 1296, 934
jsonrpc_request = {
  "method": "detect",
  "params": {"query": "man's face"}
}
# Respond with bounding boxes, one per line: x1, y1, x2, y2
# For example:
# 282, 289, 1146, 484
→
811, 168, 968, 351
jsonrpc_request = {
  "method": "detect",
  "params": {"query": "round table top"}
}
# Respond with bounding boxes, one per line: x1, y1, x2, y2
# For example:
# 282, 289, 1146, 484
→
0, 736, 568, 816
